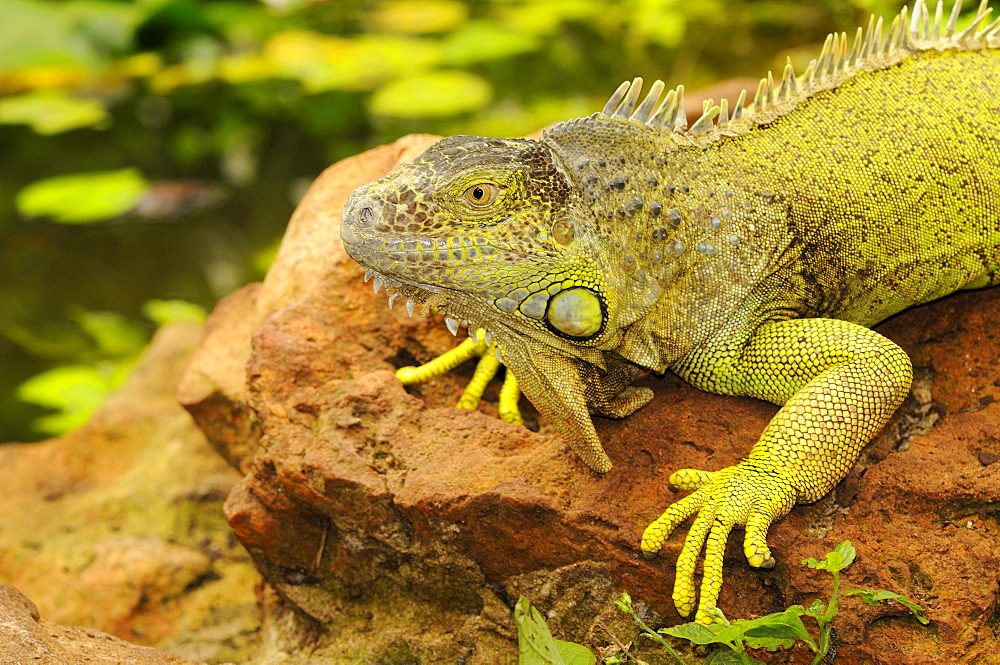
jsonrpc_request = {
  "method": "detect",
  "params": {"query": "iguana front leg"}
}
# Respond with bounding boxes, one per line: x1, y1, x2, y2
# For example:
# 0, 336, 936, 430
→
642, 317, 912, 624
397, 329, 524, 426
398, 329, 653, 469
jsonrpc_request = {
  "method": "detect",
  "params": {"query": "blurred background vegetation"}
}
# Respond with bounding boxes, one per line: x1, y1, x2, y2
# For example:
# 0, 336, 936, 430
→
1, 0, 913, 442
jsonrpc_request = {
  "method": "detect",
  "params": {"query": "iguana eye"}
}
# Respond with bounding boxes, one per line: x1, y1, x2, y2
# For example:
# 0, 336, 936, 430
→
463, 183, 500, 207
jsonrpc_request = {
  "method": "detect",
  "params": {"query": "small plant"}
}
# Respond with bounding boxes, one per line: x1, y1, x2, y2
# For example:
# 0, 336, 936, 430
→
515, 542, 929, 665
615, 541, 928, 664
515, 596, 597, 665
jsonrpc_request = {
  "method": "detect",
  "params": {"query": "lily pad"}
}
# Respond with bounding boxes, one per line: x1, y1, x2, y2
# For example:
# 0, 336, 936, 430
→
371, 0, 468, 34
442, 21, 539, 66
370, 70, 491, 118
16, 169, 150, 224
0, 91, 108, 135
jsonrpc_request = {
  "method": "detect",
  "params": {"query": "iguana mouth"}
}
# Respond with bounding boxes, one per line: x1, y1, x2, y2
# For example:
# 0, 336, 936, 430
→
342, 191, 491, 334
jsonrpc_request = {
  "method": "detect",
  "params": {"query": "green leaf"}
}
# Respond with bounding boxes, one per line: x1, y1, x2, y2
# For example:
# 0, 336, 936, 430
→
370, 70, 491, 118
702, 605, 731, 626
0, 91, 108, 135
15, 360, 134, 435
660, 621, 726, 646
74, 310, 147, 357
834, 541, 857, 568
515, 596, 566, 665
0, 0, 146, 70
0, 321, 89, 360
805, 599, 826, 618
500, 0, 603, 36
142, 300, 207, 326
265, 32, 441, 93
628, 0, 686, 48
371, 0, 468, 34
843, 589, 930, 625
706, 651, 766, 665
17, 169, 149, 223
804, 540, 855, 573
555, 640, 596, 665
740, 605, 813, 649
441, 21, 539, 66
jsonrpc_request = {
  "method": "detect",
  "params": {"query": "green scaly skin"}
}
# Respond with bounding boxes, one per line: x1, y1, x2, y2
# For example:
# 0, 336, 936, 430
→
341, 0, 1000, 624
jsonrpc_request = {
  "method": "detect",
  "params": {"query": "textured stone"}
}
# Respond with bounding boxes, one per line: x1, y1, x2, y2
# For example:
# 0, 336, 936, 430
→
185, 135, 1000, 663
0, 323, 260, 664
0, 584, 202, 665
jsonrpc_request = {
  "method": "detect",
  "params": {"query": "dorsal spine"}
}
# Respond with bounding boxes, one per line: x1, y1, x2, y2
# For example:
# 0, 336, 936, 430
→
591, 0, 1000, 144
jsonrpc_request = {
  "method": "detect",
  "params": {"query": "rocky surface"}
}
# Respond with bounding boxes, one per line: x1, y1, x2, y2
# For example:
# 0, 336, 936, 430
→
0, 584, 200, 664
179, 136, 1000, 663
0, 323, 261, 664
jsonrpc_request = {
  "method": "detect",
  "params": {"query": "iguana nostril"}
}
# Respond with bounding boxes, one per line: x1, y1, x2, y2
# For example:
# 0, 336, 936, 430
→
359, 206, 374, 225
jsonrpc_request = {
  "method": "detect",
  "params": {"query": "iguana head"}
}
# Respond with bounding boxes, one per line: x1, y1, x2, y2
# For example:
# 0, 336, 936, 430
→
342, 135, 616, 352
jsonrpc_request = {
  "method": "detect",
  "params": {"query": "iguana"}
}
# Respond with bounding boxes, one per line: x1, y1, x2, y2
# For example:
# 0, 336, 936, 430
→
340, 0, 1000, 625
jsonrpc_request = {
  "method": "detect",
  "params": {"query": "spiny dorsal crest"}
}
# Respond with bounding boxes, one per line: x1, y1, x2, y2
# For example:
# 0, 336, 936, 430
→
597, 0, 1000, 141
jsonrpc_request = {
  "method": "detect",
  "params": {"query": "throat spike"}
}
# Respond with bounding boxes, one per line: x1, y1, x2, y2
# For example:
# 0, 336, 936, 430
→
932, 0, 943, 38
717, 97, 730, 127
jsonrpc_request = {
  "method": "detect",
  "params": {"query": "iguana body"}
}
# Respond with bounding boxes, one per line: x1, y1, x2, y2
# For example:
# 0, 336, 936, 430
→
341, 0, 1000, 624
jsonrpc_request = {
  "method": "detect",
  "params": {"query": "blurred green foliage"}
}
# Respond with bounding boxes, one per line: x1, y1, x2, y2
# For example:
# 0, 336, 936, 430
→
1, 0, 916, 441
17, 169, 149, 223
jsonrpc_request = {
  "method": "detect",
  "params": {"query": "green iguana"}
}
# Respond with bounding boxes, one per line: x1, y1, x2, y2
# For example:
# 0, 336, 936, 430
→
340, 0, 1000, 625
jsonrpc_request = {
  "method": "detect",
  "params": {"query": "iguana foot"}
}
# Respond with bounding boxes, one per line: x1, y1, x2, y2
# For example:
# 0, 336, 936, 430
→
639, 462, 795, 625
396, 328, 524, 425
